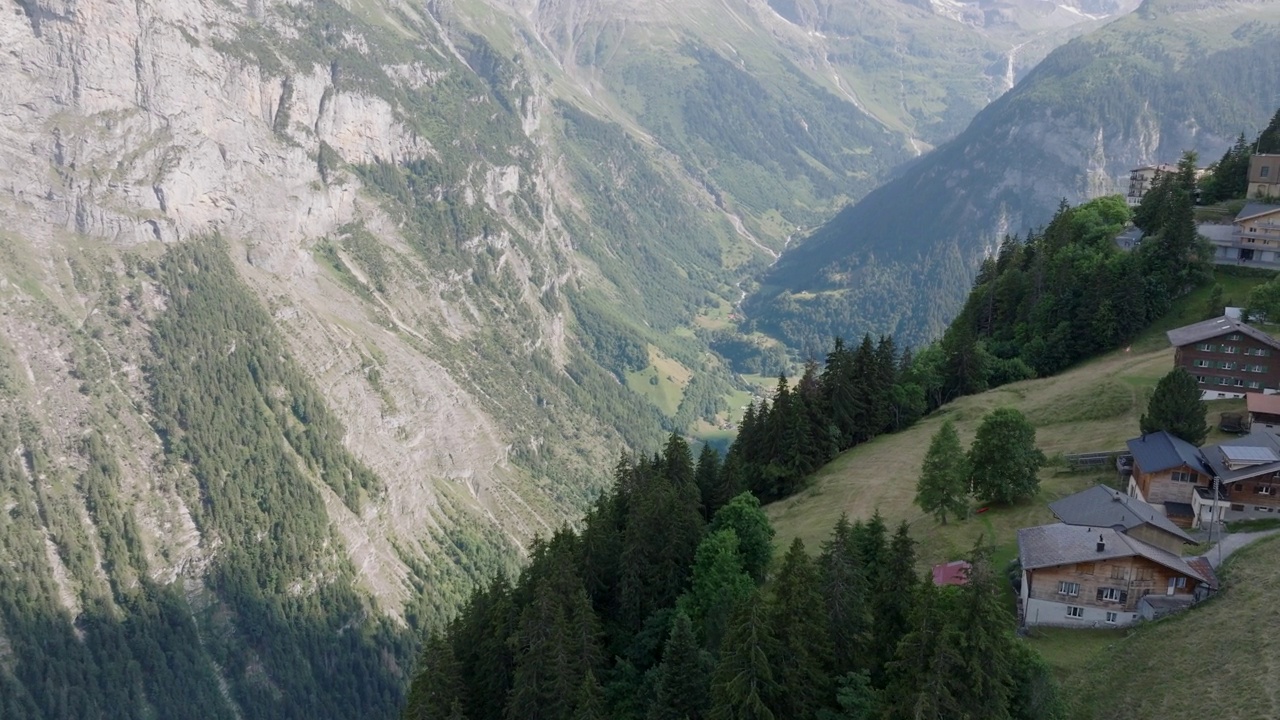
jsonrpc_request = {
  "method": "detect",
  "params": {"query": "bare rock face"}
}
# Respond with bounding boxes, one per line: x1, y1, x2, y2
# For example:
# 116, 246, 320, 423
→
0, 0, 591, 628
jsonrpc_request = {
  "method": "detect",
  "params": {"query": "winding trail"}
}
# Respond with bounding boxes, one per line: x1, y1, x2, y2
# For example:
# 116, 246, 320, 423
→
1206, 528, 1280, 570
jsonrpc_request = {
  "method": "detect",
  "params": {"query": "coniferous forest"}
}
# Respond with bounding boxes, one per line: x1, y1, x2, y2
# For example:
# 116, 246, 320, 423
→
402, 437, 1064, 720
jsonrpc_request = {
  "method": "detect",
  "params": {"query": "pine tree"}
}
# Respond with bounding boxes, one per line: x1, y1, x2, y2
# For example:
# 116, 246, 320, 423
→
709, 592, 782, 720
768, 539, 834, 719
648, 613, 712, 720
452, 578, 517, 720
696, 443, 724, 520
709, 492, 775, 584
882, 580, 964, 720
914, 420, 971, 524
678, 529, 755, 652
869, 522, 918, 682
826, 672, 880, 720
818, 515, 871, 677
968, 408, 1045, 505
1139, 368, 1209, 445
950, 543, 1015, 720
571, 671, 607, 720
404, 634, 466, 720
1258, 107, 1280, 154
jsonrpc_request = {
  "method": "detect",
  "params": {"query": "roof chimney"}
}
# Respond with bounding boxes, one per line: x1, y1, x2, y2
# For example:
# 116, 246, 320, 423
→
1096, 534, 1106, 553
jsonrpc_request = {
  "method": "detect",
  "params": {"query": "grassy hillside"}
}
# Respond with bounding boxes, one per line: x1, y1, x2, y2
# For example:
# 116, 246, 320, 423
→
766, 270, 1271, 567
1053, 532, 1280, 719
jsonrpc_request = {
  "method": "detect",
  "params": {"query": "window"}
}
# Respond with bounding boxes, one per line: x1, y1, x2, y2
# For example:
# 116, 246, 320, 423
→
1105, 612, 1118, 624
1134, 567, 1154, 581
1076, 563, 1096, 575
1066, 606, 1084, 619
1175, 577, 1187, 589
1250, 381, 1262, 389
1256, 485, 1274, 496
1172, 471, 1195, 483
1196, 375, 1207, 384
1194, 359, 1210, 368
1259, 349, 1272, 358
1218, 361, 1236, 370
1058, 581, 1080, 596
1236, 378, 1246, 387
1224, 345, 1239, 354
1218, 377, 1232, 386
1230, 333, 1243, 341
1250, 364, 1269, 373
1264, 166, 1272, 178
1110, 566, 1126, 580
1100, 587, 1122, 602
1232, 503, 1246, 511
1196, 342, 1216, 352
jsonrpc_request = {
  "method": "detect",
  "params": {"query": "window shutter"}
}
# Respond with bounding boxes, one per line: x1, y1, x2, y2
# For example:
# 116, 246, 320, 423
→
1119, 590, 1129, 604
1096, 588, 1104, 602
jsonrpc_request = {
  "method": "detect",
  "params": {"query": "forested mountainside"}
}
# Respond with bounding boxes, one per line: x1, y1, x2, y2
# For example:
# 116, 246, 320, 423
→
748, 0, 1280, 354
0, 0, 1133, 716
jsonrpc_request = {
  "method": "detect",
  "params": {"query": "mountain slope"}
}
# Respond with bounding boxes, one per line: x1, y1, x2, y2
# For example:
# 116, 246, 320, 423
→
0, 0, 1138, 715
748, 0, 1280, 352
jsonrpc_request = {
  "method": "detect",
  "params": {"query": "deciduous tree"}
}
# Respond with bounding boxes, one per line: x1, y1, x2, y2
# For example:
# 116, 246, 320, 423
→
968, 409, 1045, 505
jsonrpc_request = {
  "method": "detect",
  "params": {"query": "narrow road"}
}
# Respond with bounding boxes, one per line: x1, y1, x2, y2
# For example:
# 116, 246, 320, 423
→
1206, 528, 1280, 570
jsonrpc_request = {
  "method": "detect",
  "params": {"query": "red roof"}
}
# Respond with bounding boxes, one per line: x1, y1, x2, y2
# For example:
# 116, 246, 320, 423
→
931, 560, 972, 587
1247, 392, 1280, 417
1185, 556, 1219, 590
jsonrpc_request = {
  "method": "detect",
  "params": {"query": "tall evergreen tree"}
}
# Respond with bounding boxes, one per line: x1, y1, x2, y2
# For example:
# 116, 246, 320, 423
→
818, 515, 871, 677
882, 580, 963, 720
1258, 107, 1280, 154
452, 578, 517, 720
869, 522, 918, 682
1139, 368, 1209, 445
696, 443, 724, 520
571, 671, 607, 720
768, 539, 834, 719
968, 408, 1045, 505
709, 593, 782, 720
950, 544, 1015, 720
404, 634, 466, 720
648, 613, 712, 720
914, 420, 970, 524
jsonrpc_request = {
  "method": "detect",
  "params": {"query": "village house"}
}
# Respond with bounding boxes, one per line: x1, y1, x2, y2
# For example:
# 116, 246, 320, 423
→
1166, 315, 1280, 399
1249, 154, 1280, 200
1193, 430, 1280, 526
1201, 203, 1280, 267
1050, 484, 1195, 553
1017, 524, 1212, 628
1248, 392, 1280, 436
931, 560, 971, 587
1125, 430, 1212, 526
1126, 163, 1177, 207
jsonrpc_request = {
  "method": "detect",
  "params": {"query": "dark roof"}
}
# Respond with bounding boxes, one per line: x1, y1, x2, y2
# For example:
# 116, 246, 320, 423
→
1198, 430, 1280, 484
1163, 501, 1194, 519
1017, 524, 1208, 583
1126, 431, 1209, 475
1236, 203, 1280, 222
1165, 316, 1280, 351
1048, 485, 1194, 544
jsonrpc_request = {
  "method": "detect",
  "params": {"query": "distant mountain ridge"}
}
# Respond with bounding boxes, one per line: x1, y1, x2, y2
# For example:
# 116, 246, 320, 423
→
747, 0, 1280, 353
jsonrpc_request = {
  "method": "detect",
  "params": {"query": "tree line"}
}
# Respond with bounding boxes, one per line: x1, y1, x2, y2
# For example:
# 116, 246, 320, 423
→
1198, 106, 1280, 204
403, 435, 1063, 720
939, 159, 1208, 394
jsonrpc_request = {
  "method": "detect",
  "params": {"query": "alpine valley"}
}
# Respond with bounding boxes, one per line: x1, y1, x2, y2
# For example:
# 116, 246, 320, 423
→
0, 0, 1272, 717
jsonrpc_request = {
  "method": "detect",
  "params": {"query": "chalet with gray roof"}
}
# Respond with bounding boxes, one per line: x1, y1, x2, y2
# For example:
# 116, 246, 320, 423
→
1126, 430, 1211, 524
1017, 524, 1212, 628
1050, 485, 1194, 553
1166, 316, 1280, 399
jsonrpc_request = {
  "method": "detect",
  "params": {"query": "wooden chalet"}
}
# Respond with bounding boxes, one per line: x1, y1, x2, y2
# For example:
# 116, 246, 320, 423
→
1125, 431, 1212, 527
1247, 392, 1280, 436
1166, 315, 1280, 399
1017, 524, 1212, 628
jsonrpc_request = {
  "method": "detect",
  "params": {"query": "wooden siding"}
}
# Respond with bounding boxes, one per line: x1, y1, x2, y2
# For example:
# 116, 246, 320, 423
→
1025, 555, 1199, 618
1124, 524, 1186, 554
1225, 472, 1280, 513
1174, 329, 1280, 393
1132, 463, 1205, 506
